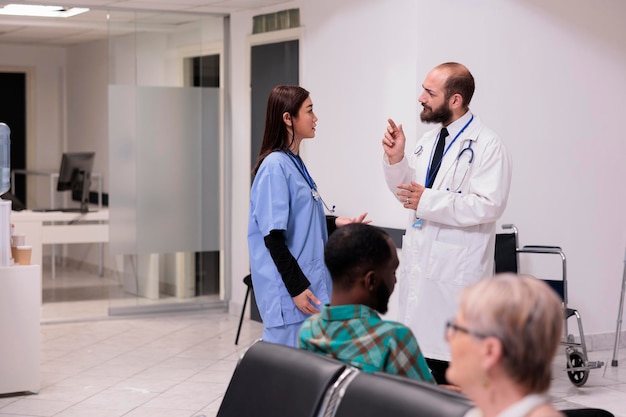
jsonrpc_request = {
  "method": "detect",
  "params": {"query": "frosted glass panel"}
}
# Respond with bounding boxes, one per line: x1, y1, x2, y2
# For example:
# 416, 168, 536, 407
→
109, 86, 138, 255
109, 85, 220, 255
201, 89, 220, 250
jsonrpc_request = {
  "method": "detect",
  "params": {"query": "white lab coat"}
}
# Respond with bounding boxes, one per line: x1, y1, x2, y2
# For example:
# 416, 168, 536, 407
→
383, 113, 512, 361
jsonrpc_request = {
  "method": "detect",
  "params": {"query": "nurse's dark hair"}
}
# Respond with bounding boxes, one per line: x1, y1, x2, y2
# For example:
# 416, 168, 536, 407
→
324, 223, 392, 289
252, 85, 310, 175
438, 62, 475, 109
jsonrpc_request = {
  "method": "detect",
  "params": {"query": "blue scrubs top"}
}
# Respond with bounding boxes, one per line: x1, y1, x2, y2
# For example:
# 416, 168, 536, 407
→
248, 151, 332, 329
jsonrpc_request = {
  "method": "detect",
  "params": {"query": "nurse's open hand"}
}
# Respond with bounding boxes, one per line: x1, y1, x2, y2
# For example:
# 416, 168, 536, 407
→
293, 289, 321, 315
335, 212, 371, 227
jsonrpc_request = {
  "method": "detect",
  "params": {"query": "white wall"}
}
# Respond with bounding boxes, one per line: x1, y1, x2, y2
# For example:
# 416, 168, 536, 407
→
67, 40, 109, 189
292, 0, 625, 340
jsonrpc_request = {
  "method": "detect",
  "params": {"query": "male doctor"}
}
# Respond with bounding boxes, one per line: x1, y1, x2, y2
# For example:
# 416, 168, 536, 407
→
381, 62, 512, 384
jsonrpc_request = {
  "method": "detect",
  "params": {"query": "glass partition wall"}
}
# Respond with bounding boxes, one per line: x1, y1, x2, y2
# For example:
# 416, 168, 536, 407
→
107, 11, 225, 314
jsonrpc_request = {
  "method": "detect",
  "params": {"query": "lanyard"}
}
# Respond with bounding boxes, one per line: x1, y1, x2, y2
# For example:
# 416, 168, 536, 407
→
284, 148, 317, 190
284, 148, 336, 214
425, 115, 474, 187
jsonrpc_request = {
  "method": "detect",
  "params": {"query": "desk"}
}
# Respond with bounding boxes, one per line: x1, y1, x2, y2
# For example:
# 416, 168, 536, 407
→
11, 169, 103, 209
11, 209, 109, 278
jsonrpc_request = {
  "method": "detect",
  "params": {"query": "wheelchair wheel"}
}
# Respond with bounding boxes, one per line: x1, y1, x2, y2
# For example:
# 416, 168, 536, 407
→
566, 350, 589, 387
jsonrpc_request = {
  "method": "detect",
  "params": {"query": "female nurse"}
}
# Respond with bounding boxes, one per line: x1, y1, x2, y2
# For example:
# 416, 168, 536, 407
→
247, 85, 369, 347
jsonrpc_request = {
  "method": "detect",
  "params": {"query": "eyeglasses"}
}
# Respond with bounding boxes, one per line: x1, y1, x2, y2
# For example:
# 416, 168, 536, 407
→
445, 320, 489, 339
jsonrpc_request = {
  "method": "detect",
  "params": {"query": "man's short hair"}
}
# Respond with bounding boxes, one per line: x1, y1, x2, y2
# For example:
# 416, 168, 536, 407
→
438, 62, 475, 108
324, 224, 392, 290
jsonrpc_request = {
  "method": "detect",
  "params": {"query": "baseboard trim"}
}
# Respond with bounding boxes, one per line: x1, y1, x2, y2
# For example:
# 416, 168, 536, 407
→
570, 330, 626, 352
108, 299, 227, 316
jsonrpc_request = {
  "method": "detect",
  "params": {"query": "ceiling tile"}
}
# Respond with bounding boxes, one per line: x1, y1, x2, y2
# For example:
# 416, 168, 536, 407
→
0, 0, 294, 45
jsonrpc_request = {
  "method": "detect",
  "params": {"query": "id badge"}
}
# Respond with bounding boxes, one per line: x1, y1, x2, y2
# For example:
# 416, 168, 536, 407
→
412, 218, 423, 229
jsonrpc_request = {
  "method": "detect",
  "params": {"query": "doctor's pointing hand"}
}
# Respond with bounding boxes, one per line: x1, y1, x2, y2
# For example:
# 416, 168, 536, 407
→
382, 118, 406, 165
382, 119, 426, 209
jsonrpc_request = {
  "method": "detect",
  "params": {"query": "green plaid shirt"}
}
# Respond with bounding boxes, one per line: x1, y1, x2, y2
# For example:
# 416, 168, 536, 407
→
298, 304, 435, 383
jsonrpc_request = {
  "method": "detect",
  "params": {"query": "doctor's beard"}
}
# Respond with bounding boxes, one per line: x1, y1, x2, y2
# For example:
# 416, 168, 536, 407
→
420, 101, 453, 125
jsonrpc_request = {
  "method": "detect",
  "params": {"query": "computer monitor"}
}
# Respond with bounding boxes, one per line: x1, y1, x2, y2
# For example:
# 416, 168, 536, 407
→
57, 152, 95, 213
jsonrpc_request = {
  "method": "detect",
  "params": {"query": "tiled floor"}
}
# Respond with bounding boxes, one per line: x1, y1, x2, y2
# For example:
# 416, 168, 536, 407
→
1, 264, 626, 417
1, 309, 263, 417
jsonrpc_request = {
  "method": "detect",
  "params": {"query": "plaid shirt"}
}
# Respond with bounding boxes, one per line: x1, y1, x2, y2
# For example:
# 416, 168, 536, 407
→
299, 304, 435, 383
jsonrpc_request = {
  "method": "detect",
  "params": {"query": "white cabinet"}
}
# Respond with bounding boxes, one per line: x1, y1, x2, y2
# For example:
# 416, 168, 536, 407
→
0, 264, 41, 394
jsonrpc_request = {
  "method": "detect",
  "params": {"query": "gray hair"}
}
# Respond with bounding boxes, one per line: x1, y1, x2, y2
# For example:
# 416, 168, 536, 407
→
459, 273, 563, 393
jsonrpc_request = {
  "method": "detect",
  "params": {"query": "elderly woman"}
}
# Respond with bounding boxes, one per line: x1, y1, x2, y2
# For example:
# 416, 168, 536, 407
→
445, 274, 564, 417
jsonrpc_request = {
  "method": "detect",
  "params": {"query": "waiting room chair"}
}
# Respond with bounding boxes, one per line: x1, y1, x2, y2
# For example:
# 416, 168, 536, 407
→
329, 371, 473, 417
216, 340, 354, 417
561, 408, 615, 417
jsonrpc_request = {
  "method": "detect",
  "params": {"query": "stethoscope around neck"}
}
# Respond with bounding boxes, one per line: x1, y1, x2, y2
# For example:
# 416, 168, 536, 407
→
445, 139, 475, 192
415, 139, 475, 193
283, 148, 336, 214
416, 115, 476, 192
414, 139, 474, 162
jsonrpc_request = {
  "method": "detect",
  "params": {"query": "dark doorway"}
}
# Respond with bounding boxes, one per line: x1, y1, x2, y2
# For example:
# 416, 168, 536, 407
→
190, 54, 220, 88
0, 72, 26, 204
250, 40, 299, 172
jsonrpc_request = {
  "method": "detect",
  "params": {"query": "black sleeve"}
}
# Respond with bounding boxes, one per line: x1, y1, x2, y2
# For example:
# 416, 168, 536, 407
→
326, 215, 338, 236
264, 230, 311, 297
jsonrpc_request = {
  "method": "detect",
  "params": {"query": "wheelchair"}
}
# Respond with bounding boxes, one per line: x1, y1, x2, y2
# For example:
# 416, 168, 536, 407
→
495, 224, 604, 386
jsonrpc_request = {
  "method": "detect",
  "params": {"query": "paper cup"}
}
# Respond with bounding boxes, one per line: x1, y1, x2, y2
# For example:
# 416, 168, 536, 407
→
11, 234, 25, 247
12, 245, 32, 265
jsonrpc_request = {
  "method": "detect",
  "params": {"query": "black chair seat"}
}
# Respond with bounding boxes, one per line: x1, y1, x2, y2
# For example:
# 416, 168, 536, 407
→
562, 408, 615, 417
332, 371, 472, 417
216, 341, 349, 417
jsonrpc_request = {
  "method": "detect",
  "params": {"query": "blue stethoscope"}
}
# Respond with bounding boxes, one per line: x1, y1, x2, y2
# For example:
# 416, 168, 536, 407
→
416, 115, 475, 192
457, 139, 475, 163
284, 148, 336, 214
447, 139, 474, 193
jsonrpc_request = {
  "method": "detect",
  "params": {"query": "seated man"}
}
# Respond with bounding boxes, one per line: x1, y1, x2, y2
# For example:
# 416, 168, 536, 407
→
298, 223, 435, 383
